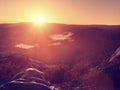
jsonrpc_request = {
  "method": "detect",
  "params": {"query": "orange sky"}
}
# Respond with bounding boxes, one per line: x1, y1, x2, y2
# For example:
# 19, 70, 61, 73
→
0, 0, 120, 25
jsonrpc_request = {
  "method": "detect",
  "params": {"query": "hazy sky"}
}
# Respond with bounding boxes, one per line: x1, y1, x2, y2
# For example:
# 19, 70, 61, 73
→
0, 0, 120, 25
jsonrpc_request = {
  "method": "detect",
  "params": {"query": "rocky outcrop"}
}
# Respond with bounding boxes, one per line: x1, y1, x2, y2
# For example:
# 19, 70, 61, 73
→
0, 68, 57, 90
80, 46, 120, 90
103, 46, 120, 90
0, 53, 58, 90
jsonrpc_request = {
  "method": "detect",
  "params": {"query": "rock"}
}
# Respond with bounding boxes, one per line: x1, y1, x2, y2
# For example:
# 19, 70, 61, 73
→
0, 68, 56, 90
109, 46, 120, 63
0, 82, 51, 90
103, 46, 120, 90
80, 46, 120, 90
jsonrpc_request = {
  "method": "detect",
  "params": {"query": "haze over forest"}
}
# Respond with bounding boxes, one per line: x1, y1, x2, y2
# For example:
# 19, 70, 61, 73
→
0, 0, 120, 90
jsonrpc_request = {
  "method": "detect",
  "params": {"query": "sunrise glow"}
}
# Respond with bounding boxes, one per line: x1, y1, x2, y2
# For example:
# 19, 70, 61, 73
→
32, 15, 47, 25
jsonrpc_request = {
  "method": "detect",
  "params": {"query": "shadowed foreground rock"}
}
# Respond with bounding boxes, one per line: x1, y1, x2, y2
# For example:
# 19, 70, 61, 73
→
80, 46, 120, 90
103, 46, 120, 90
0, 68, 57, 90
0, 82, 51, 90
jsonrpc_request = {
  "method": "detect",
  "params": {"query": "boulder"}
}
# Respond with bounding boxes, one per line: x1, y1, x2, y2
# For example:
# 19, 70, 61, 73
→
0, 82, 51, 90
0, 68, 55, 90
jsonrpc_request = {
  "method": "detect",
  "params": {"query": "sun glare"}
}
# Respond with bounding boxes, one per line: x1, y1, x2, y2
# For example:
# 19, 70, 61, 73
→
32, 16, 46, 25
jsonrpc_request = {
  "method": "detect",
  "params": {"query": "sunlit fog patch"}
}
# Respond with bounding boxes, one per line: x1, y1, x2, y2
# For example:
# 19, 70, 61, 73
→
15, 43, 37, 49
49, 42, 62, 46
50, 32, 74, 41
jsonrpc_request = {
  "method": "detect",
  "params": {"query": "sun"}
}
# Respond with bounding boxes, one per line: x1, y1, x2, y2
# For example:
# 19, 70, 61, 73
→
32, 16, 46, 25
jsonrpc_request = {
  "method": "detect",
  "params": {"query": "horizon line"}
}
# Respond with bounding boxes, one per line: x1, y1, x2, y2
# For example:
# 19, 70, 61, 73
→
0, 21, 120, 26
